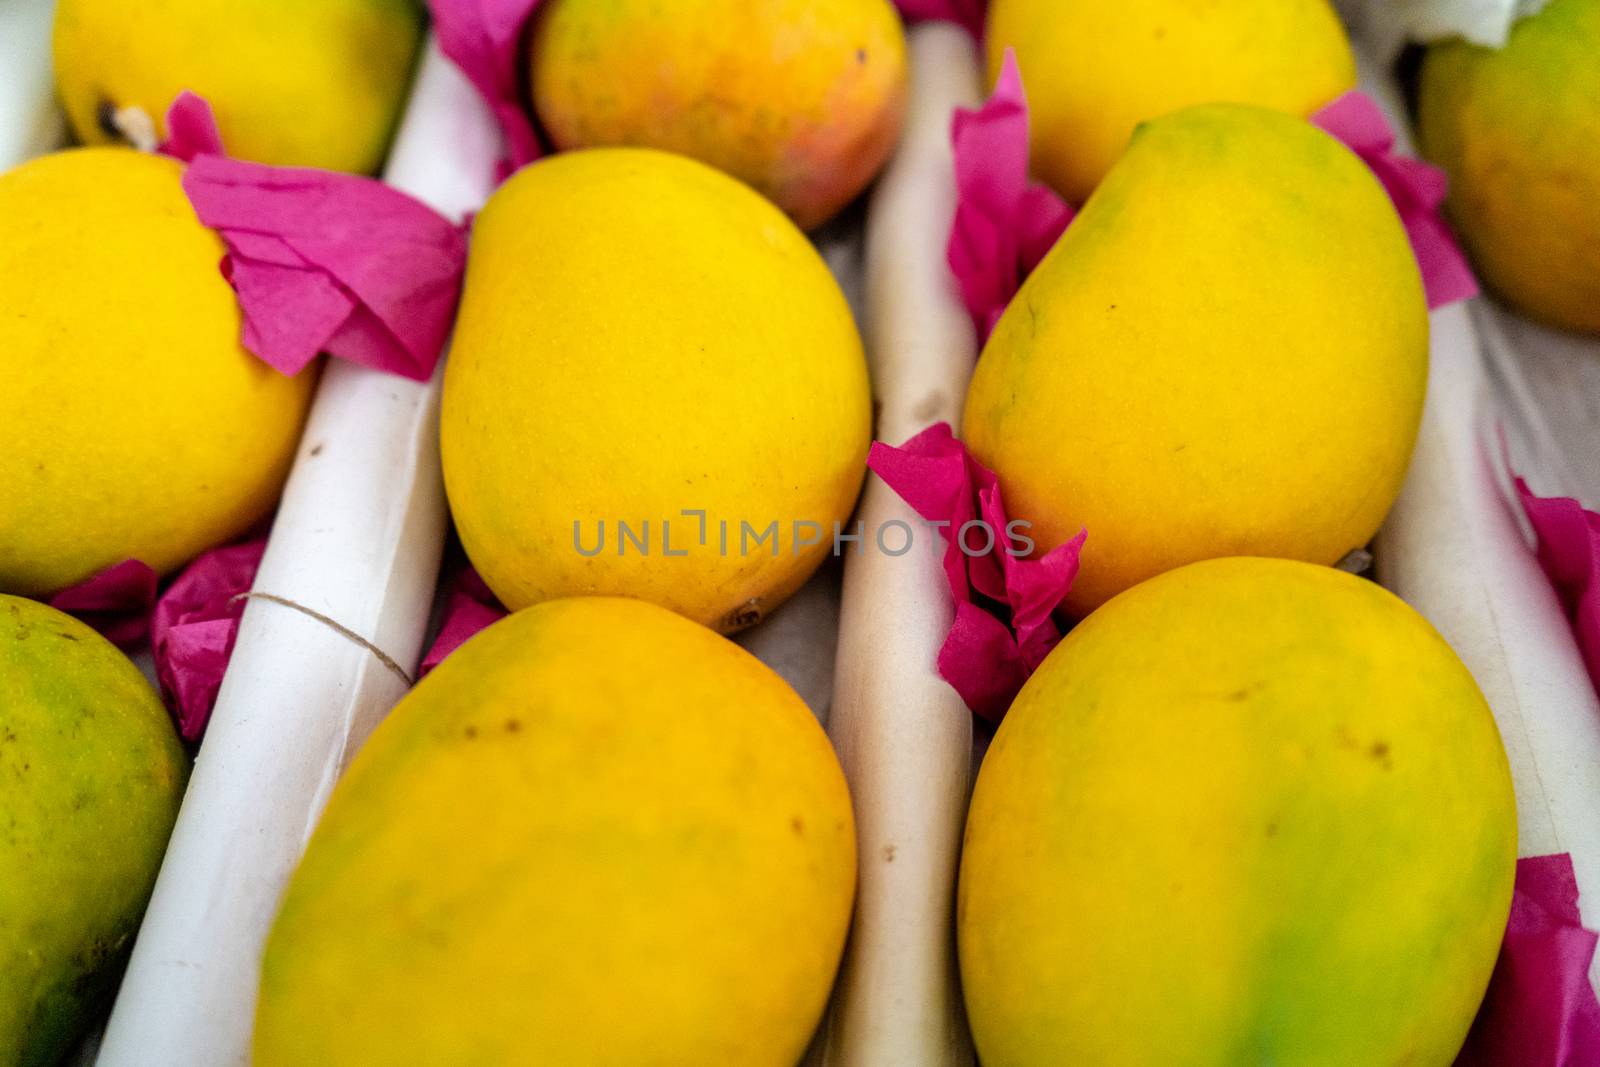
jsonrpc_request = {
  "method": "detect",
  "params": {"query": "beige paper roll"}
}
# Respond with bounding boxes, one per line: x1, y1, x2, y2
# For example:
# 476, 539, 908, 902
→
1361, 51, 1600, 992
0, 0, 65, 169
95, 39, 502, 1066
819, 23, 984, 1067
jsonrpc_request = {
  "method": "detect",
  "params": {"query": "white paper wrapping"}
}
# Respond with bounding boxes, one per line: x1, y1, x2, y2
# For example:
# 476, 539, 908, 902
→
1479, 307, 1600, 509
1358, 54, 1600, 991
0, 0, 63, 169
818, 24, 982, 1067
1337, 0, 1552, 58
95, 40, 501, 1066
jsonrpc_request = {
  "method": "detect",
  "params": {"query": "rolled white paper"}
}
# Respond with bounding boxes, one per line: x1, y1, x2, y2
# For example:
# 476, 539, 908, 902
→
0, 0, 64, 170
96, 40, 501, 1066
1337, 0, 1551, 58
819, 24, 982, 1067
1477, 306, 1600, 509
1360, 56, 1600, 991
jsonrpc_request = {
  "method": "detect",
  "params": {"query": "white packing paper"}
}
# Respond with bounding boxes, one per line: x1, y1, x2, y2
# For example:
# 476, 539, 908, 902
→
95, 39, 502, 1066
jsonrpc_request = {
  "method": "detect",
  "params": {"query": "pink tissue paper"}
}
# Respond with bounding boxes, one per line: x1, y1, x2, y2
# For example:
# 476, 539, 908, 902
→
162, 93, 469, 382
894, 0, 986, 40
1512, 477, 1600, 694
429, 0, 547, 177
150, 539, 265, 743
419, 566, 508, 678
159, 90, 226, 161
49, 559, 159, 649
868, 422, 1084, 719
1312, 91, 1479, 311
1458, 854, 1600, 1066
948, 49, 1074, 340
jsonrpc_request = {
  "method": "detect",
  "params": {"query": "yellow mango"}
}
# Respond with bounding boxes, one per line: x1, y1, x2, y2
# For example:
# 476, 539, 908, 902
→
53, 0, 424, 174
0, 149, 314, 598
986, 0, 1355, 203
959, 558, 1516, 1067
255, 596, 855, 1066
0, 597, 187, 1066
963, 104, 1427, 614
530, 0, 908, 229
441, 148, 871, 633
1418, 0, 1600, 333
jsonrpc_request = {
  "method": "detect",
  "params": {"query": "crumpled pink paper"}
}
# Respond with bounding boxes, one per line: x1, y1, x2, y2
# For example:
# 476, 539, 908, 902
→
428, 0, 547, 178
1457, 854, 1600, 1066
49, 559, 160, 649
159, 90, 226, 161
1511, 476, 1600, 692
161, 93, 469, 382
868, 422, 1084, 719
1312, 91, 1479, 311
150, 539, 265, 742
948, 49, 1075, 340
419, 566, 507, 678
894, 0, 986, 40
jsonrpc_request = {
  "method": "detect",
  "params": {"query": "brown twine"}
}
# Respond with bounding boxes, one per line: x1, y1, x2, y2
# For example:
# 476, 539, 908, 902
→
228, 591, 415, 688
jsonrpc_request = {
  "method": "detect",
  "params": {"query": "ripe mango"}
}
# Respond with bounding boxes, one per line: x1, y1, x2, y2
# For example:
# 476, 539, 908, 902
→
255, 597, 855, 1066
963, 104, 1427, 614
441, 148, 871, 633
0, 149, 314, 598
1418, 0, 1600, 334
530, 0, 908, 229
53, 0, 424, 174
959, 558, 1516, 1067
0, 596, 187, 1066
986, 0, 1355, 203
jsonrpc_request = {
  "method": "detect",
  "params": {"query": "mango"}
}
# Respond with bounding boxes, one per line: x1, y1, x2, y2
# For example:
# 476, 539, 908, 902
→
963, 104, 1427, 614
53, 0, 423, 174
255, 596, 855, 1066
0, 149, 314, 598
0, 596, 188, 1066
530, 0, 908, 229
986, 0, 1356, 203
1418, 0, 1600, 334
441, 148, 871, 633
958, 558, 1516, 1067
